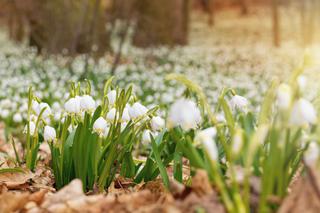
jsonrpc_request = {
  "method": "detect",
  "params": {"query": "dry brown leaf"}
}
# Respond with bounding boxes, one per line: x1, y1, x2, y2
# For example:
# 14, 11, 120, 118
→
0, 191, 30, 213
191, 169, 213, 196
0, 169, 35, 190
278, 167, 320, 213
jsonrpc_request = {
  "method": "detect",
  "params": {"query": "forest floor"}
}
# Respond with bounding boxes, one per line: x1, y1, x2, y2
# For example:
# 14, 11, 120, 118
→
1, 6, 320, 213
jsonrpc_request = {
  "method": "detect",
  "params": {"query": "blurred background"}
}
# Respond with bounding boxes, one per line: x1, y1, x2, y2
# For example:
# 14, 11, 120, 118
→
1, 0, 320, 56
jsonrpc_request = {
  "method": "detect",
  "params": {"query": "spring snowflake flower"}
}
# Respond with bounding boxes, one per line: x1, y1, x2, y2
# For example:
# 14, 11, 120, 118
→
142, 129, 155, 144
297, 75, 307, 92
290, 98, 317, 126
195, 128, 218, 162
150, 116, 165, 131
13, 113, 23, 123
44, 125, 56, 142
24, 121, 36, 136
107, 90, 117, 105
64, 97, 81, 114
93, 117, 108, 136
121, 107, 131, 122
106, 108, 116, 121
129, 102, 148, 119
304, 141, 319, 167
0, 109, 9, 118
103, 125, 110, 138
80, 95, 96, 112
276, 84, 292, 110
168, 99, 202, 131
230, 95, 249, 113
38, 102, 52, 118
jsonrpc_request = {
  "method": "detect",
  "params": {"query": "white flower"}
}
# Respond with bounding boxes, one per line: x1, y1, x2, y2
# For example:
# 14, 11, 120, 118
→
129, 102, 148, 119
103, 125, 110, 137
230, 95, 249, 113
277, 84, 292, 110
32, 100, 39, 114
195, 128, 218, 162
142, 130, 153, 144
93, 117, 108, 135
38, 102, 51, 118
64, 97, 81, 114
44, 125, 56, 142
195, 127, 217, 144
121, 122, 128, 132
304, 141, 319, 167
13, 113, 23, 123
290, 98, 317, 126
106, 108, 116, 121
107, 90, 117, 105
297, 75, 307, 92
80, 95, 96, 112
0, 109, 10, 118
168, 99, 202, 131
24, 121, 36, 136
121, 107, 131, 122
150, 116, 165, 131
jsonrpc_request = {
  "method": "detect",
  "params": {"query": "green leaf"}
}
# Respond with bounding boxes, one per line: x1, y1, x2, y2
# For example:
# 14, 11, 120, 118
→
150, 136, 169, 188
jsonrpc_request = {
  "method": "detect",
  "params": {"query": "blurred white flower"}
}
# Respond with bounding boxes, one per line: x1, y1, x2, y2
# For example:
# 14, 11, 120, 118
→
142, 129, 154, 144
277, 84, 292, 110
106, 108, 116, 121
107, 90, 117, 105
44, 125, 56, 142
168, 99, 202, 131
0, 109, 10, 118
129, 102, 148, 119
80, 95, 96, 112
38, 102, 51, 118
230, 95, 249, 113
13, 113, 23, 123
150, 116, 165, 131
196, 128, 218, 162
24, 121, 36, 136
64, 97, 81, 114
304, 141, 319, 167
297, 75, 307, 92
290, 99, 317, 126
121, 107, 131, 122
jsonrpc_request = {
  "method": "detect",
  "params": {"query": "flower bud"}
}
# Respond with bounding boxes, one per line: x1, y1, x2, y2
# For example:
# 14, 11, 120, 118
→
290, 98, 317, 126
64, 97, 81, 114
150, 116, 165, 131
230, 95, 249, 113
24, 121, 36, 136
121, 107, 131, 122
93, 117, 108, 136
107, 90, 117, 105
80, 95, 96, 112
129, 102, 148, 119
39, 102, 52, 118
106, 108, 116, 121
44, 125, 56, 142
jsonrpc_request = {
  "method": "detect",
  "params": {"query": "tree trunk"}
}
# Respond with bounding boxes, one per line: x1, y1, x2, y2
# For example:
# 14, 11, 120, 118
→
272, 0, 280, 47
133, 0, 190, 47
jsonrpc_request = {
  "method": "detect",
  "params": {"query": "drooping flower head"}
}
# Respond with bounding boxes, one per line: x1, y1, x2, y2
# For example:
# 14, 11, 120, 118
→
168, 99, 202, 131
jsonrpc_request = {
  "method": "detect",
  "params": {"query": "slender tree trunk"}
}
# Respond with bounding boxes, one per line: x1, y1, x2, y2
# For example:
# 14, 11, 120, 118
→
239, 0, 248, 15
208, 0, 214, 26
272, 0, 280, 47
